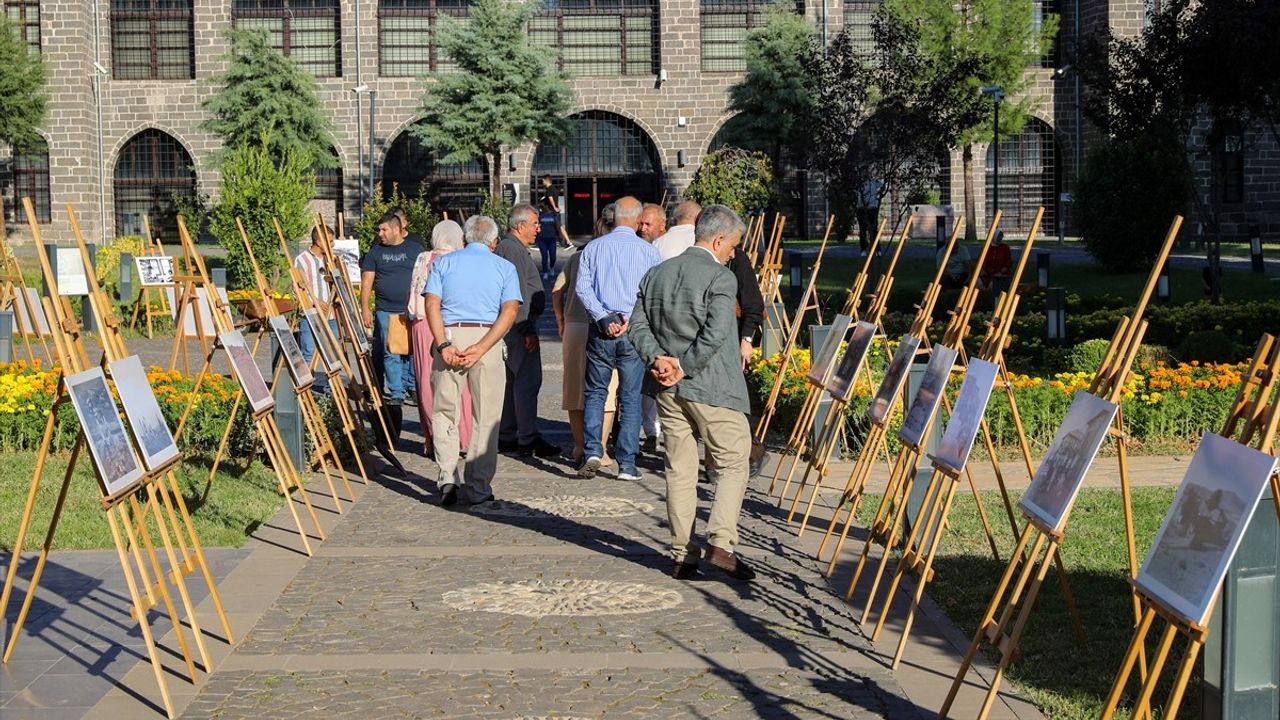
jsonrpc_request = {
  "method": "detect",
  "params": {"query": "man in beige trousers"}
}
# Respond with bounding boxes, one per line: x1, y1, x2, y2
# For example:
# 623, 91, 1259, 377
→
627, 205, 755, 581
423, 215, 522, 506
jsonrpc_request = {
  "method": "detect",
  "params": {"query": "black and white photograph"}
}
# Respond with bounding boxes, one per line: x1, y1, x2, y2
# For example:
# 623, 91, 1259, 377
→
109, 355, 181, 472
134, 256, 175, 286
333, 238, 362, 284
932, 358, 1000, 473
1020, 391, 1118, 533
898, 345, 958, 450
867, 335, 921, 426
65, 367, 145, 497
304, 309, 342, 374
826, 321, 878, 401
807, 314, 853, 386
270, 315, 315, 390
331, 268, 371, 353
1136, 433, 1278, 626
55, 247, 89, 296
220, 330, 275, 415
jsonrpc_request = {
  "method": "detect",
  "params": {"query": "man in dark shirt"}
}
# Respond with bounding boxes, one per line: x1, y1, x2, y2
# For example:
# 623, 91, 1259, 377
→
360, 213, 424, 438
496, 203, 559, 457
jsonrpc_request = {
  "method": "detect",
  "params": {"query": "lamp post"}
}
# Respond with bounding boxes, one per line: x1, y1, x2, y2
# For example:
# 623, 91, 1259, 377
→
1046, 287, 1066, 346
352, 84, 369, 210
981, 85, 1005, 220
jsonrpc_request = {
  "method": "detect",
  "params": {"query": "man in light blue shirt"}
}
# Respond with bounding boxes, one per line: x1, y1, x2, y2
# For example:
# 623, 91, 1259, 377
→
423, 215, 522, 507
573, 196, 662, 480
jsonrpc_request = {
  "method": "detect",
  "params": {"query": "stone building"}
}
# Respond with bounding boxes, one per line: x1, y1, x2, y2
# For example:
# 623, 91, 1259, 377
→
0, 0, 1268, 247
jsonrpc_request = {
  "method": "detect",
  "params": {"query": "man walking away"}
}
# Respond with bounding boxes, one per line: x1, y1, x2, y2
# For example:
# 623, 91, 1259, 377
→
423, 215, 522, 506
574, 196, 662, 480
536, 199, 560, 278
628, 205, 755, 582
652, 201, 699, 261
360, 213, 424, 439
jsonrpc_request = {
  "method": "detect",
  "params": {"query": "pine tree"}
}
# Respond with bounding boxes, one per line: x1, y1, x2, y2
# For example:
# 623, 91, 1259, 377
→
414, 0, 572, 200
201, 29, 335, 168
0, 16, 47, 152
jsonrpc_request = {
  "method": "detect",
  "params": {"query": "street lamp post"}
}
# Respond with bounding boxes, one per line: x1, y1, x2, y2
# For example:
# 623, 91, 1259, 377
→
981, 85, 1005, 222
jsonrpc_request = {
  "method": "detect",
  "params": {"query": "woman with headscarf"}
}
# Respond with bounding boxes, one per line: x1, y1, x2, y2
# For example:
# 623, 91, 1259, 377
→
408, 220, 472, 455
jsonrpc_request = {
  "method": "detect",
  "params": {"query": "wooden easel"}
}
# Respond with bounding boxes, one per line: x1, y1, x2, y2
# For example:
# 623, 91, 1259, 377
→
128, 216, 174, 339
168, 215, 327, 555
773, 214, 914, 532
863, 209, 1077, 671
1099, 332, 1280, 720
1, 200, 231, 718
750, 216, 834, 450
0, 210, 52, 364
764, 216, 890, 499
756, 213, 791, 340
166, 229, 214, 375
231, 216, 362, 511
939, 218, 1184, 719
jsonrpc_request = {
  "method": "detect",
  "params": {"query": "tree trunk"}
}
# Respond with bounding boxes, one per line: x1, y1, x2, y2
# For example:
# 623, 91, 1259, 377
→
490, 149, 502, 204
962, 144, 977, 242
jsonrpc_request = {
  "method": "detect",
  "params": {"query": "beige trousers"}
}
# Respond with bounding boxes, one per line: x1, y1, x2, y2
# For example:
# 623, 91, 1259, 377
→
656, 393, 750, 563
431, 326, 506, 500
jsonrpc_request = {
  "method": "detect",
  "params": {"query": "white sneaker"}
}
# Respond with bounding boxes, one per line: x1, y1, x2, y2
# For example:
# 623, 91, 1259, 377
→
617, 469, 642, 481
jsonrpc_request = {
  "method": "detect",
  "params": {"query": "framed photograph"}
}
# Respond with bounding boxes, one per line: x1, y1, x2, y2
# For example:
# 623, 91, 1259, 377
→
1020, 391, 1119, 534
867, 335, 921, 427
898, 345, 958, 450
1136, 433, 1278, 627
269, 315, 315, 390
932, 358, 1001, 474
55, 248, 89, 296
14, 287, 51, 337
304, 308, 342, 374
330, 268, 371, 353
220, 330, 275, 415
807, 314, 853, 386
65, 367, 145, 498
109, 355, 181, 472
332, 238, 362, 284
167, 286, 223, 338
826, 321, 878, 402
134, 256, 175, 286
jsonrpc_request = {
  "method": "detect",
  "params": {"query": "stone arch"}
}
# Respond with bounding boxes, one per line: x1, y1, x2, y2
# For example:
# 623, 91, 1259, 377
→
381, 120, 488, 217
112, 128, 199, 241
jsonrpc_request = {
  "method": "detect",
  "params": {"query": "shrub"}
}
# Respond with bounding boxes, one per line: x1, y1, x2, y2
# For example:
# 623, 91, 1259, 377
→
1075, 131, 1191, 272
96, 236, 146, 302
354, 183, 439, 254
1176, 330, 1241, 364
1067, 339, 1111, 374
685, 147, 779, 219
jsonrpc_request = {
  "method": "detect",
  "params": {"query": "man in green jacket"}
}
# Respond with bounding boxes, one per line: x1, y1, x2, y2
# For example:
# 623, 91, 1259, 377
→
627, 205, 755, 582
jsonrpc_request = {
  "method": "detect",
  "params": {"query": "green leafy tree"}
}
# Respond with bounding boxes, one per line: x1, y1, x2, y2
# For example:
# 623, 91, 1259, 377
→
201, 29, 335, 168
0, 16, 47, 153
414, 0, 571, 199
881, 0, 1058, 239
724, 6, 819, 179
685, 148, 779, 219
210, 140, 315, 289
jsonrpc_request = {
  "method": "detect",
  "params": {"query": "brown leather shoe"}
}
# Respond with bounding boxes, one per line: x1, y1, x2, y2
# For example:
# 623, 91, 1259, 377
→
705, 546, 756, 581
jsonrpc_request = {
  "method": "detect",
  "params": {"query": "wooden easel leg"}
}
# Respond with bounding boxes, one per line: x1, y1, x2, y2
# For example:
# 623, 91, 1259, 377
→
768, 391, 818, 498
889, 479, 958, 667
265, 417, 325, 541
1100, 606, 1156, 720
121, 496, 197, 682
817, 432, 884, 563
0, 404, 61, 620
159, 472, 234, 643
1130, 622, 1178, 720
144, 486, 212, 673
106, 505, 176, 719
1116, 424, 1150, 685
786, 418, 840, 523
851, 451, 919, 607
331, 383, 370, 484
256, 418, 314, 556
1050, 547, 1087, 644
1162, 638, 1203, 720
204, 390, 244, 499
306, 392, 357, 501
974, 539, 1057, 719
298, 392, 347, 509
872, 471, 946, 639
859, 461, 926, 616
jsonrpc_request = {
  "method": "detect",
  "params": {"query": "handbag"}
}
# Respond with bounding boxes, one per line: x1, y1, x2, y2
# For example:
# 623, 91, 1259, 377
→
387, 313, 412, 355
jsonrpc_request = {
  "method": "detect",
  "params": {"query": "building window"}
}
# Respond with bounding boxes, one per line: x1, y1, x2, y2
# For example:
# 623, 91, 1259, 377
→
1031, 0, 1056, 69
530, 0, 658, 77
314, 149, 342, 215
985, 118, 1057, 235
114, 130, 197, 239
232, 0, 341, 78
5, 137, 51, 224
700, 0, 779, 73
110, 1, 195, 80
842, 1, 879, 58
378, 0, 471, 77
1213, 135, 1245, 205
3, 0, 40, 53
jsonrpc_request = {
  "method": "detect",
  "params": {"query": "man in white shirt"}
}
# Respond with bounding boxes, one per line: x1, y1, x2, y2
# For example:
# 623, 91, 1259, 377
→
652, 201, 700, 261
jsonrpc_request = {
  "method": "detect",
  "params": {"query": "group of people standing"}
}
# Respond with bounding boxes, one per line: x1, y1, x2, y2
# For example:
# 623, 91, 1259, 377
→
297, 193, 766, 582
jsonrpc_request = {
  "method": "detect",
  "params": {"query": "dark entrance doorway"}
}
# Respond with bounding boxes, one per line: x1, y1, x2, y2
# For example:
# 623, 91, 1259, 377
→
533, 111, 662, 238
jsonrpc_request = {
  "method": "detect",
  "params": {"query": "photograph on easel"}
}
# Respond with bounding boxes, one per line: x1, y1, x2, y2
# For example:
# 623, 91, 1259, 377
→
304, 308, 342, 373
1020, 390, 1118, 533
826, 321, 878, 401
898, 344, 958, 450
807, 314, 853, 385
134, 256, 175, 286
1136, 433, 1278, 626
330, 268, 371, 353
332, 238, 362, 284
55, 247, 89, 296
932, 358, 1001, 473
220, 330, 275, 415
109, 355, 182, 472
868, 335, 921, 426
65, 367, 145, 497
269, 315, 315, 390
14, 287, 50, 336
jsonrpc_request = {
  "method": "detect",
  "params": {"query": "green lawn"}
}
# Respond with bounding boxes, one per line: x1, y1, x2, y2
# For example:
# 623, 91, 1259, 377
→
856, 486, 1188, 720
1, 452, 285, 552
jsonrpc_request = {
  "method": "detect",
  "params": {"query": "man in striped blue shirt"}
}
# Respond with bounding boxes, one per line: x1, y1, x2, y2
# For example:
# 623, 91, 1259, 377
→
573, 196, 663, 480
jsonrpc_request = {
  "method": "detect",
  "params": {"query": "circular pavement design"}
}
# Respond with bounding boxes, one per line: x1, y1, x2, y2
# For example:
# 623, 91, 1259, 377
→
467, 496, 655, 518
442, 579, 682, 617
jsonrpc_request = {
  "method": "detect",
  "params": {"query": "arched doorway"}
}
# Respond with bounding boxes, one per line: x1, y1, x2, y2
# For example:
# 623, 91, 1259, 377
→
986, 118, 1059, 235
532, 111, 662, 237
113, 129, 196, 239
382, 122, 487, 218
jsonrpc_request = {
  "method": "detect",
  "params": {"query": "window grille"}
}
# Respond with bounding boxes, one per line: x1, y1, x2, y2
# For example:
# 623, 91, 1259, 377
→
531, 0, 658, 77
2, 1, 39, 53
5, 137, 50, 224
377, 0, 471, 77
114, 130, 197, 239
111, 1, 195, 80
986, 119, 1057, 235
232, 0, 341, 78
